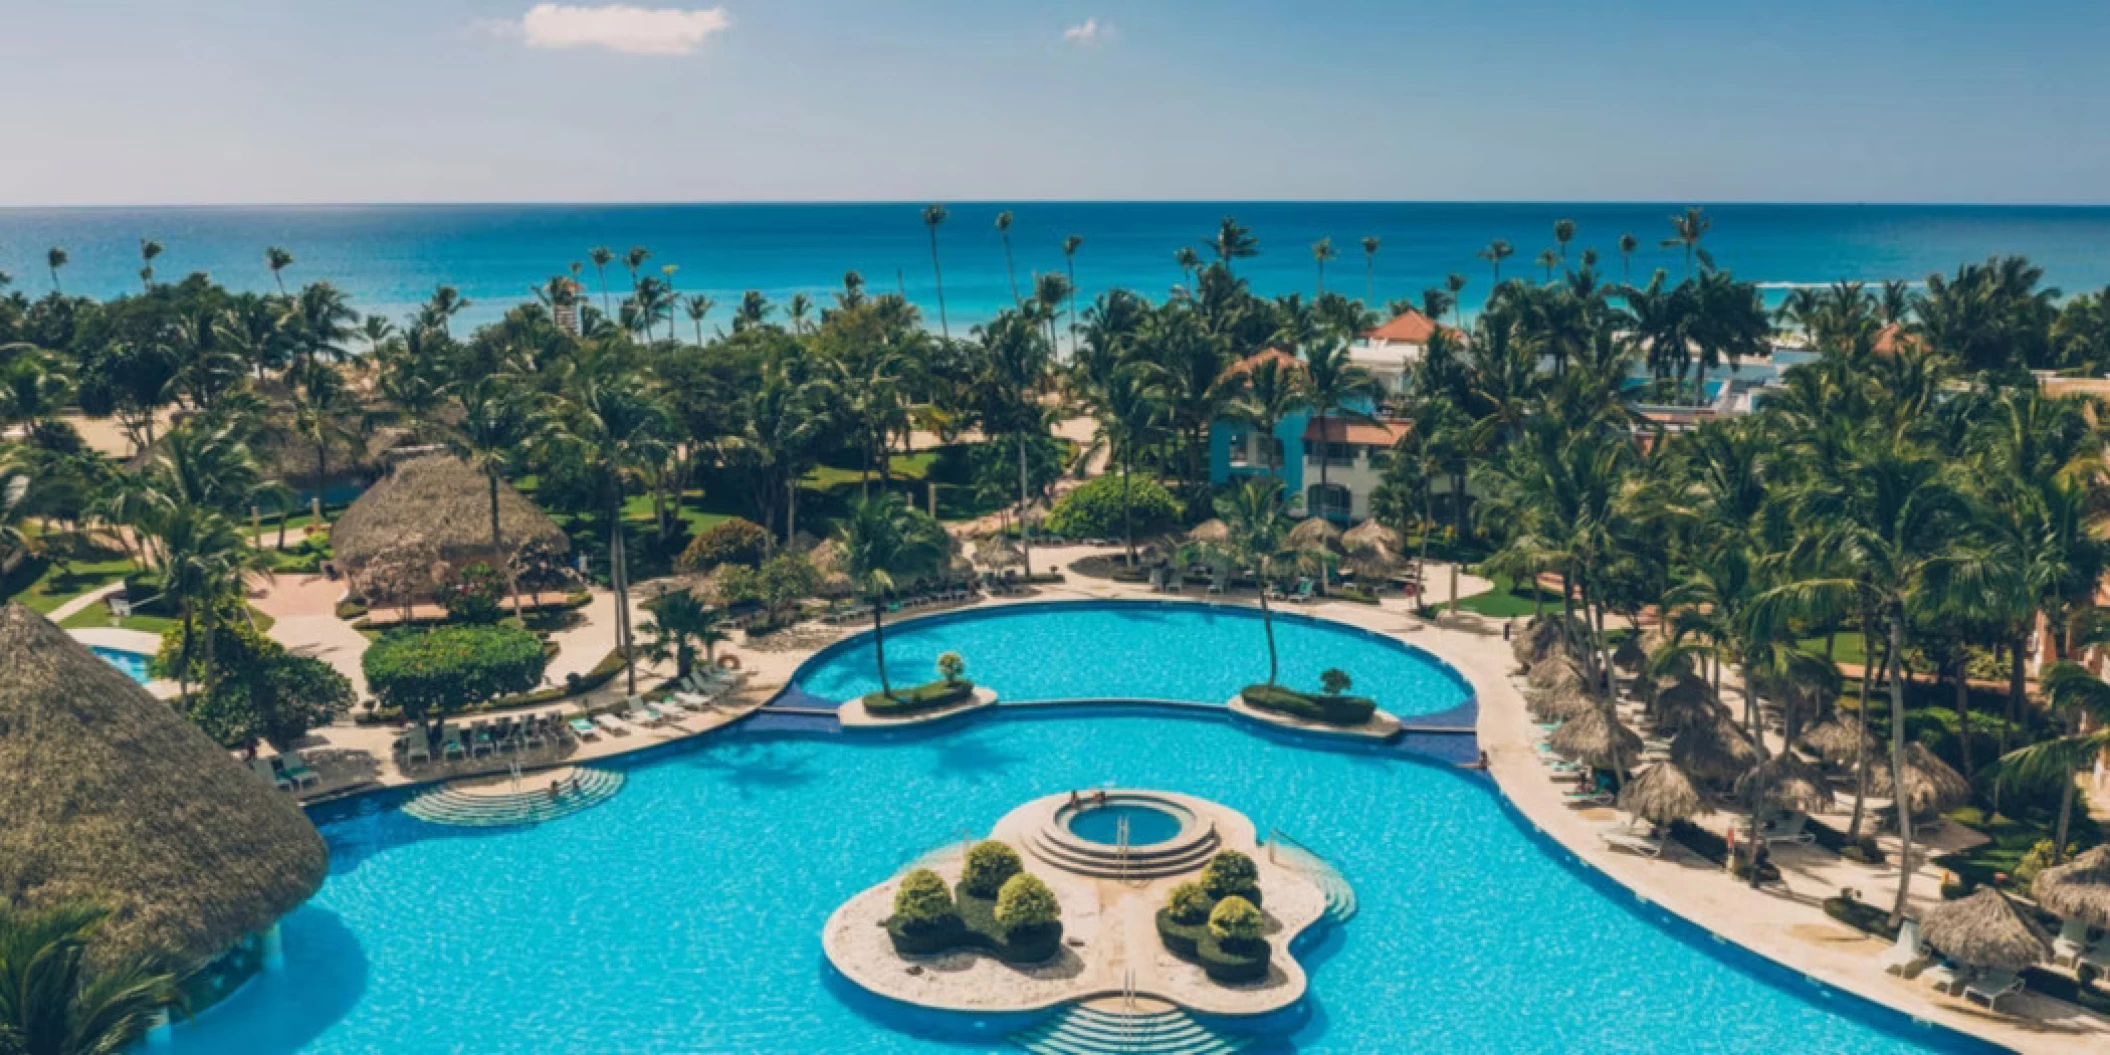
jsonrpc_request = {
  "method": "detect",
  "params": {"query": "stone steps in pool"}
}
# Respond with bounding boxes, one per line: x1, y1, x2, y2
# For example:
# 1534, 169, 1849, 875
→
1024, 827, 1222, 880
1267, 840, 1357, 923
1012, 1006, 1248, 1055
402, 768, 624, 828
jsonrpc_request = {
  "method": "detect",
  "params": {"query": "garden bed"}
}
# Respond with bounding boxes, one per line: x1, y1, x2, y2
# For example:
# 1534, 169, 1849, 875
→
1239, 683, 1376, 726
885, 882, 1062, 965
863, 679, 977, 718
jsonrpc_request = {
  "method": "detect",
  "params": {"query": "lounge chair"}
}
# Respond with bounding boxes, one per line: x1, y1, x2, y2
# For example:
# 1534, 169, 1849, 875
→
1601, 830, 1664, 858
1760, 812, 1816, 846
276, 753, 320, 790
440, 725, 468, 761
593, 713, 629, 736
1962, 968, 2023, 1011
519, 717, 546, 751
1564, 789, 1614, 807
658, 693, 696, 715
1921, 961, 1964, 995
625, 699, 666, 727
568, 716, 602, 741
1878, 919, 1931, 976
1291, 578, 1316, 603
2080, 939, 2110, 977
674, 687, 716, 710
250, 757, 293, 792
2052, 919, 2090, 969
468, 720, 494, 758
403, 728, 432, 766
1208, 569, 1227, 595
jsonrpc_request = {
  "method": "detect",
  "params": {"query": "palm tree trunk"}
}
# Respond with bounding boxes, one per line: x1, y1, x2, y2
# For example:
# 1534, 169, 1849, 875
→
1258, 578, 1279, 685
492, 473, 524, 620
1121, 456, 1135, 566
927, 229, 949, 341
1003, 236, 1021, 307
1886, 616, 1916, 929
1954, 657, 1974, 782
1846, 614, 1884, 839
1018, 433, 1033, 577
786, 476, 799, 544
610, 498, 635, 695
872, 602, 891, 697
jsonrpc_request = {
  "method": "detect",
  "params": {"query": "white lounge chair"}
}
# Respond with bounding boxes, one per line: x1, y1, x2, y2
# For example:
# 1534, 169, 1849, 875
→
1921, 961, 1964, 995
2080, 940, 2110, 977
2052, 919, 2089, 969
593, 713, 629, 736
1760, 812, 1815, 846
568, 716, 602, 741
403, 728, 432, 766
623, 699, 665, 727
1878, 919, 1930, 977
1600, 828, 1664, 858
1962, 968, 2023, 1011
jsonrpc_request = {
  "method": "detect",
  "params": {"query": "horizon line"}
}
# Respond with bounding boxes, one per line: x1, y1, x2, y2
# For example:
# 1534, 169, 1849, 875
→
4, 197, 2110, 212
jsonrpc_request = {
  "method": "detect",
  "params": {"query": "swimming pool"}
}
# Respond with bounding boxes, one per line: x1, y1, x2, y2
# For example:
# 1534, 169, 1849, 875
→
173, 710, 1985, 1053
90, 644, 153, 684
1066, 801, 1184, 846
792, 601, 1473, 719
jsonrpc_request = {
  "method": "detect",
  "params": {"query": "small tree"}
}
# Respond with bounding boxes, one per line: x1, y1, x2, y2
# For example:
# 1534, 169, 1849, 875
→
363, 624, 547, 732
1320, 668, 1353, 695
994, 873, 1061, 935
961, 840, 1023, 898
755, 551, 821, 624
1208, 895, 1264, 943
680, 517, 771, 571
1165, 880, 1212, 925
1202, 850, 1262, 905
937, 651, 966, 685
892, 869, 956, 930
639, 590, 727, 678
442, 562, 507, 625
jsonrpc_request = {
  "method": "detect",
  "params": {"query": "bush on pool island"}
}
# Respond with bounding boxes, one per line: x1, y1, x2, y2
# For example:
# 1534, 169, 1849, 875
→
884, 855, 1065, 964
1166, 880, 1213, 925
1241, 682, 1377, 726
862, 678, 977, 717
1201, 850, 1263, 907
1208, 896, 1264, 942
892, 869, 956, 930
994, 873, 1060, 934
961, 841, 1023, 898
1157, 853, 1273, 984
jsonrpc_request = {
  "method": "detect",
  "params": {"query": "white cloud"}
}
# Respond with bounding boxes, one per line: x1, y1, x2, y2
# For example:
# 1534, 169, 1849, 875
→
1061, 17, 1112, 45
505, 4, 732, 56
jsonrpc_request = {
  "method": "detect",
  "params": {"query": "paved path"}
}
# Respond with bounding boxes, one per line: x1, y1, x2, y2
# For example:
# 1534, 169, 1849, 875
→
45, 581, 127, 624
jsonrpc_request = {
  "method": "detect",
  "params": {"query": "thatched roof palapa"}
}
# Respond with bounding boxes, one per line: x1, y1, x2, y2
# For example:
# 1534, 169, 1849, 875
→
0, 604, 327, 967
1611, 634, 1647, 673
1799, 716, 1877, 765
1187, 518, 1230, 545
1923, 887, 2052, 969
1869, 742, 1972, 817
1548, 706, 1643, 772
1528, 682, 1604, 723
1287, 517, 1343, 551
1527, 656, 1586, 691
1341, 519, 1399, 552
1732, 751, 1835, 815
332, 455, 568, 594
1671, 715, 1761, 788
2033, 846, 2110, 930
1619, 762, 1711, 827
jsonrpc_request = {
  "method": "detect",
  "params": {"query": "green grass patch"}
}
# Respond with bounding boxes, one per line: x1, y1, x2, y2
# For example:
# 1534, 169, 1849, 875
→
1937, 804, 2101, 889
1429, 572, 1561, 619
4, 553, 138, 614
864, 679, 976, 717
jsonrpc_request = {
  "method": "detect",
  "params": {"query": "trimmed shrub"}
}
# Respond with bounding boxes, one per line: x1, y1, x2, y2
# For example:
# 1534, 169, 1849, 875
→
1241, 683, 1377, 726
1155, 907, 1271, 984
680, 517, 771, 571
893, 869, 957, 930
441, 562, 508, 624
1166, 881, 1212, 925
863, 678, 977, 717
363, 624, 548, 725
994, 873, 1061, 934
1320, 668, 1352, 695
1201, 851, 1263, 907
1208, 895, 1263, 942
1045, 474, 1182, 540
962, 841, 1023, 898
937, 651, 966, 684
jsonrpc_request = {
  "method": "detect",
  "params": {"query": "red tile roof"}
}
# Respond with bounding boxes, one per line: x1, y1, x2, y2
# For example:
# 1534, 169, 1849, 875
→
1872, 324, 1918, 356
1364, 310, 1440, 344
1221, 347, 1304, 379
1304, 418, 1411, 446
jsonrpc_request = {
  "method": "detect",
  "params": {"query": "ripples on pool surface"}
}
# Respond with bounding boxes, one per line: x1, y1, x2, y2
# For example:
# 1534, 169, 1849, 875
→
175, 713, 1984, 1054
794, 601, 1469, 715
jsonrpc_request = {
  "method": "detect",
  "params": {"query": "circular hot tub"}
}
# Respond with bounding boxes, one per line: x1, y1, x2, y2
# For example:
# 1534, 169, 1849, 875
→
1026, 790, 1220, 878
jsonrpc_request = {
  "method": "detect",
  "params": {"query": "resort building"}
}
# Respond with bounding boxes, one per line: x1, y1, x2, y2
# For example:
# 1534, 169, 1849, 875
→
1208, 348, 1414, 523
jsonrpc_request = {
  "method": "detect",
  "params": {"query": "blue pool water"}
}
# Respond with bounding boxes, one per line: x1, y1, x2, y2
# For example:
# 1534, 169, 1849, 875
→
794, 601, 1471, 718
1067, 802, 1184, 846
175, 710, 1983, 1053
90, 645, 152, 684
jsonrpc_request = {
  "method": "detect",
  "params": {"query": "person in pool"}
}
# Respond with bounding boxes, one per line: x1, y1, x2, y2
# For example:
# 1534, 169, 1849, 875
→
1092, 788, 1108, 807
1067, 790, 1081, 809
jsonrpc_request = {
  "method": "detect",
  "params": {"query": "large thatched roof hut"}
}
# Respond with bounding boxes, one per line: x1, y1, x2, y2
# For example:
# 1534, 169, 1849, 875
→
1619, 761, 1710, 827
1732, 751, 1834, 815
2034, 846, 2110, 930
1671, 715, 1761, 789
1799, 716, 1877, 766
0, 603, 327, 967
1869, 742, 1972, 818
1924, 887, 2052, 970
1549, 706, 1643, 773
331, 455, 569, 603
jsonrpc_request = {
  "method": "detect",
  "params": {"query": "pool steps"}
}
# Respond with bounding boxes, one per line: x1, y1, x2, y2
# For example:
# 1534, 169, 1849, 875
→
1012, 1005, 1248, 1055
1264, 836, 1358, 924
402, 767, 625, 827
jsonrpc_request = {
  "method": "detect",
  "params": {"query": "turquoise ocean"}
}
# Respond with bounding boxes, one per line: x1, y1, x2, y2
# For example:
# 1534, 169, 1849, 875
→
3, 202, 2108, 333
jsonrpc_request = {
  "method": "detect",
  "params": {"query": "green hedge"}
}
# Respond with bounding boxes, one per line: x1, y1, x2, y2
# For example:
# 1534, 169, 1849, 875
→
1155, 908, 1270, 983
885, 881, 1063, 964
362, 624, 549, 721
864, 679, 977, 717
1241, 683, 1376, 726
1045, 474, 1182, 540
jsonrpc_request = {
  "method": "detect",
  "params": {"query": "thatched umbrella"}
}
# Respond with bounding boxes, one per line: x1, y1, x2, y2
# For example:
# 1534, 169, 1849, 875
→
1187, 518, 1230, 545
2034, 846, 2110, 930
1653, 689, 1727, 736
1342, 519, 1400, 552
1549, 706, 1643, 773
1287, 516, 1343, 552
1527, 656, 1586, 690
1528, 682, 1604, 723
1618, 761, 1711, 827
332, 454, 568, 599
1799, 716, 1878, 767
974, 534, 1024, 570
1732, 751, 1835, 815
806, 538, 854, 598
1611, 633, 1647, 674
0, 603, 327, 967
1869, 742, 1972, 818
1671, 715, 1761, 789
1923, 887, 2053, 970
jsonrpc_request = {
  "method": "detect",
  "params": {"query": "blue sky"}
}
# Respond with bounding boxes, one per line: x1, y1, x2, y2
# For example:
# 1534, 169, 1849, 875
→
0, 0, 2105, 205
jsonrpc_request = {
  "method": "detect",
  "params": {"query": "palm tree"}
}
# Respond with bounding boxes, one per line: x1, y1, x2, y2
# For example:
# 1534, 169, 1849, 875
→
623, 246, 652, 309
1997, 662, 2110, 867
265, 246, 294, 294
547, 371, 672, 695
638, 590, 728, 680
1618, 233, 1639, 283
147, 503, 266, 701
589, 246, 615, 315
424, 285, 469, 338
44, 248, 66, 294
1554, 219, 1576, 270
995, 210, 1021, 306
1216, 479, 1296, 684
970, 310, 1053, 573
286, 366, 366, 521
0, 903, 184, 1055
1445, 273, 1469, 328
1062, 234, 1084, 354
1311, 237, 1337, 296
1303, 342, 1380, 516
1174, 246, 1201, 295
1661, 206, 1714, 278
684, 294, 716, 345
1210, 218, 1258, 274
138, 239, 163, 292
838, 492, 948, 698
921, 204, 950, 340
1476, 240, 1513, 284
1228, 358, 1308, 481
448, 378, 541, 618
1535, 248, 1559, 283
1361, 236, 1380, 304
785, 293, 811, 336
1084, 364, 1165, 565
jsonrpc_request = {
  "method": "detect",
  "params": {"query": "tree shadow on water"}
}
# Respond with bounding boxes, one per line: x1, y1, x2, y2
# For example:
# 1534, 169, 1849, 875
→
169, 907, 369, 1054
928, 732, 1028, 779
679, 741, 821, 795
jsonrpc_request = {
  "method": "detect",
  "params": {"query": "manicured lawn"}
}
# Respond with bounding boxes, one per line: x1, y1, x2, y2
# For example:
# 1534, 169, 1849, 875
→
1796, 632, 1871, 669
1938, 804, 2100, 889
4, 553, 137, 614
59, 606, 179, 635
1436, 572, 1562, 619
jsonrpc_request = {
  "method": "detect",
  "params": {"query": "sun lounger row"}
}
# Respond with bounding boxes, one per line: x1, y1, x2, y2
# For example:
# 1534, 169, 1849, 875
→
825, 586, 979, 624
1880, 919, 2032, 1011
396, 713, 569, 767
249, 752, 320, 793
